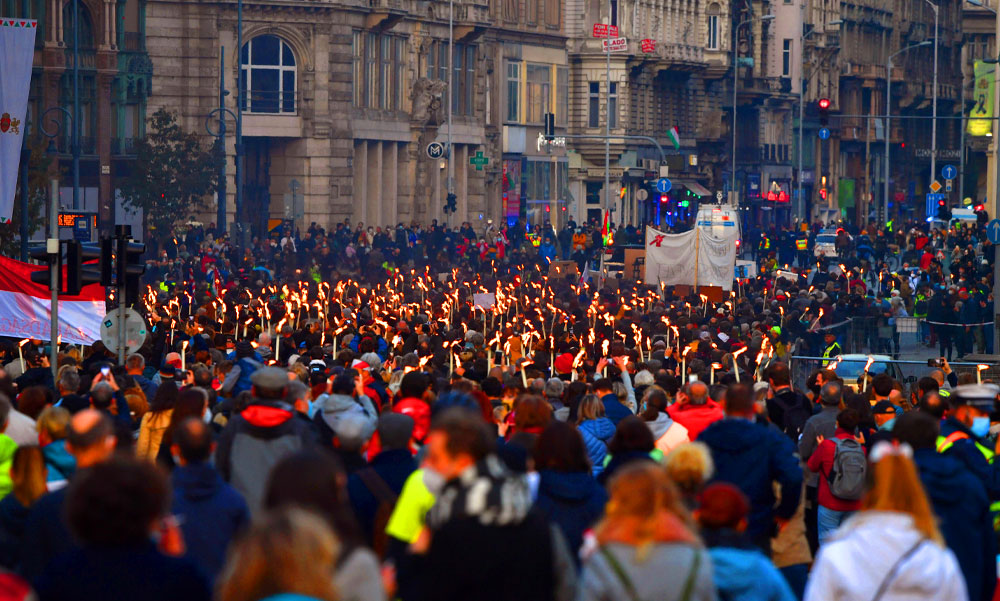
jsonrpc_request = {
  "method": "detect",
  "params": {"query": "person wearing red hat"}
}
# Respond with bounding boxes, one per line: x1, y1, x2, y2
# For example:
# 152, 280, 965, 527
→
695, 482, 797, 601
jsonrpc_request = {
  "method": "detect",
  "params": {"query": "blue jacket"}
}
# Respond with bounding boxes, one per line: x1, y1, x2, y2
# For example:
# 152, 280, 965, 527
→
346, 448, 417, 546
132, 374, 158, 401
601, 393, 632, 426
578, 417, 615, 477
703, 529, 797, 601
171, 462, 250, 579
41, 441, 75, 484
698, 418, 803, 541
533, 469, 607, 560
538, 242, 556, 265
232, 357, 262, 397
914, 448, 996, 601
939, 417, 1000, 499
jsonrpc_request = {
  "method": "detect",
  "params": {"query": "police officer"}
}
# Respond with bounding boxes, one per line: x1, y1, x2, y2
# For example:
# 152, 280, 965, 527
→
937, 384, 1000, 503
821, 332, 841, 366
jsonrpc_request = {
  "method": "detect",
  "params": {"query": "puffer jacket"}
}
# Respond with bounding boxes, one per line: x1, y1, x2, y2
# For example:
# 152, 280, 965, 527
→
578, 417, 615, 477
805, 511, 968, 601
645, 412, 690, 454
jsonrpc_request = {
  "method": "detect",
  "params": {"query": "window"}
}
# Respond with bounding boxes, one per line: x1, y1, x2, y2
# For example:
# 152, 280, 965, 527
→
608, 82, 618, 128
588, 82, 600, 127
526, 64, 550, 124
465, 45, 475, 116
439, 42, 448, 81
544, 0, 560, 27
379, 35, 391, 109
61, 0, 94, 48
782, 39, 791, 76
394, 38, 405, 110
240, 35, 296, 114
706, 4, 719, 50
426, 41, 436, 78
526, 0, 536, 24
452, 47, 463, 113
365, 33, 377, 108
556, 67, 568, 125
610, 0, 617, 26
506, 61, 521, 122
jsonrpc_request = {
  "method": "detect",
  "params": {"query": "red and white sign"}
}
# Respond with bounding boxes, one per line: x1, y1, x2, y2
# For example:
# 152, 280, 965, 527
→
592, 23, 619, 38
0, 255, 105, 344
602, 38, 628, 52
641, 39, 655, 52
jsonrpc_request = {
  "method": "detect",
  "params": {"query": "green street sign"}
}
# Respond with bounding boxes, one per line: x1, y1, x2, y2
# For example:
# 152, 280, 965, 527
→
469, 151, 489, 170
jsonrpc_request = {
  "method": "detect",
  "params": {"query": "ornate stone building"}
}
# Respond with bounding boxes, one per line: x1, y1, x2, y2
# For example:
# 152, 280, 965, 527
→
145, 0, 533, 233
9, 0, 152, 232
564, 0, 731, 227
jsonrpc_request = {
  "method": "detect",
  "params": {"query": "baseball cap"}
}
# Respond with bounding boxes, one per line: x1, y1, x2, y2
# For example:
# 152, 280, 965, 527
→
872, 400, 897, 415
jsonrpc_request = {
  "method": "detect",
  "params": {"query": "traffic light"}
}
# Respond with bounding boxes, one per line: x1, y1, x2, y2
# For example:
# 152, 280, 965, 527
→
64, 240, 103, 296
936, 199, 951, 221
116, 237, 146, 307
28, 241, 59, 291
444, 192, 457, 214
543, 113, 555, 140
619, 187, 626, 199
680, 198, 690, 208
818, 98, 830, 127
819, 188, 827, 200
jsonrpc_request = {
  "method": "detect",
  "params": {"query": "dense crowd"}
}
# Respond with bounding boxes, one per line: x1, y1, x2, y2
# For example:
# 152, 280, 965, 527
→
0, 214, 996, 601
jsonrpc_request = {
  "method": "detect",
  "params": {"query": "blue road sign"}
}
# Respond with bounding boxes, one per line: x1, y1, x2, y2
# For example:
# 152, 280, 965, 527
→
941, 164, 957, 181
656, 178, 672, 194
988, 219, 1000, 245
73, 217, 90, 242
818, 128, 831, 140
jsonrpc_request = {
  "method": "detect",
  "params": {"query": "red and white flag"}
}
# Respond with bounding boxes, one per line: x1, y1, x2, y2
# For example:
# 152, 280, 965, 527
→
0, 19, 38, 221
0, 255, 105, 344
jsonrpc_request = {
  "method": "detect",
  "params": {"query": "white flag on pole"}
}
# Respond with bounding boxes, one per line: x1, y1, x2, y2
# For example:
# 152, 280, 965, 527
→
645, 227, 697, 287
0, 18, 37, 222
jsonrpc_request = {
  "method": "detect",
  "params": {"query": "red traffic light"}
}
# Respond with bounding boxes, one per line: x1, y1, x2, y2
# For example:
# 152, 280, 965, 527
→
818, 98, 831, 110
819, 189, 827, 200
659, 194, 668, 203
938, 199, 946, 206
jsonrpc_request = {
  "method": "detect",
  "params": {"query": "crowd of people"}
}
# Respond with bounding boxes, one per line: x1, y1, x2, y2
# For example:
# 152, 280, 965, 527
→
0, 213, 996, 601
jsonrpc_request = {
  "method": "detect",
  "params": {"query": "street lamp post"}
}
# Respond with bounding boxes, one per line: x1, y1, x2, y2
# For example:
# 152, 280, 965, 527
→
206, 47, 236, 238
235, 0, 244, 250
925, 0, 940, 193
446, 0, 454, 226
884, 41, 932, 225
796, 20, 841, 224
732, 14, 774, 207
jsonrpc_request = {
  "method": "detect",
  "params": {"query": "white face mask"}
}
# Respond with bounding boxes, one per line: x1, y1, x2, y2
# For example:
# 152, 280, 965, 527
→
203, 405, 212, 424
422, 468, 446, 497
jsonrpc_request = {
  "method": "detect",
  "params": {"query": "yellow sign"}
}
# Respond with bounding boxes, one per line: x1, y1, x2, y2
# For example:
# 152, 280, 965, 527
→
969, 60, 994, 137
930, 180, 942, 193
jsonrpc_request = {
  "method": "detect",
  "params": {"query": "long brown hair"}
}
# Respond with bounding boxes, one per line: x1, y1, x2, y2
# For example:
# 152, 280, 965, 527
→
217, 507, 339, 601
862, 453, 943, 545
11, 446, 47, 507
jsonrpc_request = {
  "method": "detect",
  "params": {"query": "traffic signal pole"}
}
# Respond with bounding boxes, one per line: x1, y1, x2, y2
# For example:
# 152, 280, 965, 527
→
48, 179, 58, 380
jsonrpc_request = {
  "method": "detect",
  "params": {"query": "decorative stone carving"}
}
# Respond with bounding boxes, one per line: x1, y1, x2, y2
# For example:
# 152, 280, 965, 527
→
410, 77, 447, 126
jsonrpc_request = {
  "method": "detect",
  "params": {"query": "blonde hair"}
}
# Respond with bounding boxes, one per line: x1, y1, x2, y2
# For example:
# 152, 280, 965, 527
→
217, 508, 340, 601
862, 454, 943, 545
11, 446, 47, 507
596, 462, 698, 557
664, 442, 715, 496
36, 406, 71, 441
576, 394, 606, 423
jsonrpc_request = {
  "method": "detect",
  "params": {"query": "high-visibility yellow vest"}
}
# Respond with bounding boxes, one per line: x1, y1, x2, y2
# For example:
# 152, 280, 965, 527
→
936, 431, 1000, 527
795, 239, 808, 250
822, 341, 841, 366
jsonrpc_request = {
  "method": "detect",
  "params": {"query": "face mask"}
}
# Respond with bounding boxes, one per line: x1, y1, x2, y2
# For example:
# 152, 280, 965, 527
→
971, 416, 991, 438
422, 468, 446, 496
203, 406, 213, 424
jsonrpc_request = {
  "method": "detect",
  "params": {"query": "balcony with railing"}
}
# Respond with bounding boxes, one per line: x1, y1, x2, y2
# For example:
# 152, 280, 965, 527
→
239, 89, 297, 115
111, 137, 137, 156
54, 136, 97, 155
240, 89, 304, 137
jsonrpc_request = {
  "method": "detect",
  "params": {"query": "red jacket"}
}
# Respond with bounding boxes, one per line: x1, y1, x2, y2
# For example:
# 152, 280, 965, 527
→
667, 400, 724, 440
807, 429, 864, 512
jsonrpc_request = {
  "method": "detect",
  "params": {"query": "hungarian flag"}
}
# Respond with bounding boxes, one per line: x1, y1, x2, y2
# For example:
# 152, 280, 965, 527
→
602, 210, 611, 246
0, 255, 105, 344
668, 126, 681, 150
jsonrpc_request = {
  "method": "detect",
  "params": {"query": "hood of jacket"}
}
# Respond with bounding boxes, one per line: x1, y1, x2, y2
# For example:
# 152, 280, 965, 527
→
646, 412, 675, 440
537, 469, 602, 502
42, 440, 76, 479
697, 418, 764, 452
579, 417, 615, 442
240, 403, 294, 428
426, 455, 531, 529
319, 393, 362, 416
708, 546, 773, 595
173, 462, 224, 502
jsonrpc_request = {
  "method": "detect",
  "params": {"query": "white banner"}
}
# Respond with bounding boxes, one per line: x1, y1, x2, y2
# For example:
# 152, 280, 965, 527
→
0, 19, 37, 222
646, 227, 696, 287
697, 228, 738, 291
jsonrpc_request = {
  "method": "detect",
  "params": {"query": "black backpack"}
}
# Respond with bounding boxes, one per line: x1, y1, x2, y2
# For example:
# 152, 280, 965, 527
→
772, 389, 812, 440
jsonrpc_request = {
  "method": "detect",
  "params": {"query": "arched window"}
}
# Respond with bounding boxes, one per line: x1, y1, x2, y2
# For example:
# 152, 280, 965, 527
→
240, 35, 296, 114
706, 3, 720, 50
62, 0, 95, 49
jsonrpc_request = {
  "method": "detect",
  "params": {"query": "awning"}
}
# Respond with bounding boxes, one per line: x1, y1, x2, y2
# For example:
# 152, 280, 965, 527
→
679, 181, 712, 197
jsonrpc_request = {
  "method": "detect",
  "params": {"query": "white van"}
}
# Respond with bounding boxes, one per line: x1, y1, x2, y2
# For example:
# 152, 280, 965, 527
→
696, 205, 741, 240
